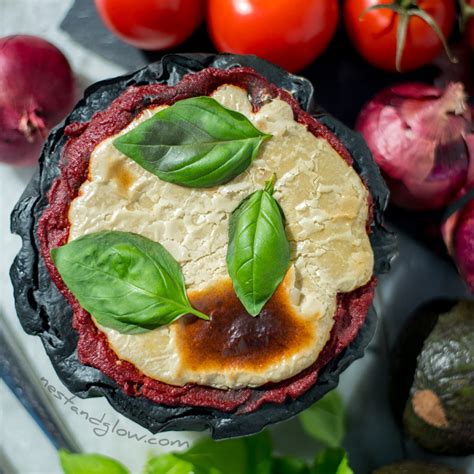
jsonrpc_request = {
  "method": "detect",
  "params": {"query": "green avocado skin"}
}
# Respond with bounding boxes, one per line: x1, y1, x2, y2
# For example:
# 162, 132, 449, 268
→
403, 301, 474, 455
373, 461, 461, 474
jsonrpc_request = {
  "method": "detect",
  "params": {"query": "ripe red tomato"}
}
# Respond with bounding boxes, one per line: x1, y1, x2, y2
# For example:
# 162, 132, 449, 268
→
344, 0, 456, 72
207, 0, 339, 73
95, 0, 204, 50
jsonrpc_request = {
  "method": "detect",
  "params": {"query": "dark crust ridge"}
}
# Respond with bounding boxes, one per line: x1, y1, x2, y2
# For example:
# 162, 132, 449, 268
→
10, 53, 396, 438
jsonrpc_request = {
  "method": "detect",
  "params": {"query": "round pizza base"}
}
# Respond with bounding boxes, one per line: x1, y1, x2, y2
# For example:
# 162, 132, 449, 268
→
10, 53, 395, 438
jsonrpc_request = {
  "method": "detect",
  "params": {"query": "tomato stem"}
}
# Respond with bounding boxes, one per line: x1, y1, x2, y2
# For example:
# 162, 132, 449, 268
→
359, 1, 456, 72
399, 0, 414, 8
412, 9, 457, 65
459, 0, 474, 16
459, 0, 474, 32
396, 12, 410, 71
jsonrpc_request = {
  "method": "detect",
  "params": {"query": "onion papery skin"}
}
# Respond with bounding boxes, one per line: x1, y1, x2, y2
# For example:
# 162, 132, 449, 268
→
356, 82, 473, 211
442, 197, 474, 293
0, 35, 75, 166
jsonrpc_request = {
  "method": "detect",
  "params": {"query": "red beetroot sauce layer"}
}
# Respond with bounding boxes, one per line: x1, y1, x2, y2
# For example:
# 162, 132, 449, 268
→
38, 67, 376, 414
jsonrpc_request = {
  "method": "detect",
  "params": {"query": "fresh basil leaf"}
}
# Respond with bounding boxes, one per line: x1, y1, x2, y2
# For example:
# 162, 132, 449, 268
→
227, 175, 290, 316
178, 431, 272, 474
299, 390, 345, 448
272, 457, 310, 474
59, 450, 129, 474
113, 96, 271, 188
179, 438, 247, 474
244, 431, 273, 474
311, 448, 353, 474
143, 453, 214, 474
51, 231, 208, 334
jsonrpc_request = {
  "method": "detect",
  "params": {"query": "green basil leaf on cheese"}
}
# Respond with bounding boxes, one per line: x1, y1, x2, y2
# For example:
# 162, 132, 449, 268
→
51, 231, 208, 334
226, 175, 290, 317
113, 96, 271, 188
59, 450, 129, 474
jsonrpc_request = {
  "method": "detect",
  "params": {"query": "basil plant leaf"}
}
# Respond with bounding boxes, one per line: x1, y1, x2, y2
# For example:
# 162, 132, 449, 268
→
113, 96, 271, 188
59, 450, 129, 474
311, 448, 353, 474
179, 431, 272, 474
243, 430, 273, 474
299, 390, 345, 448
51, 231, 208, 334
272, 457, 311, 474
143, 453, 217, 474
227, 176, 290, 316
180, 437, 247, 474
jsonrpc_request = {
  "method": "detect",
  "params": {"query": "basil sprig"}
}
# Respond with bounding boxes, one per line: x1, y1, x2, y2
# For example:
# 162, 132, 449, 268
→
59, 451, 128, 474
227, 176, 291, 316
299, 390, 345, 448
113, 96, 271, 188
51, 231, 208, 334
59, 425, 355, 474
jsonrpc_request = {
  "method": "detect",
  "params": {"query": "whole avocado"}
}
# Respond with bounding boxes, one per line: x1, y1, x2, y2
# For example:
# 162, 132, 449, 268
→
402, 301, 474, 455
373, 460, 462, 474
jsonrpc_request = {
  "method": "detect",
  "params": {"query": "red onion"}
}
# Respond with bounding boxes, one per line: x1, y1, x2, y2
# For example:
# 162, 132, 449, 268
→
0, 35, 75, 167
356, 82, 474, 210
442, 197, 474, 293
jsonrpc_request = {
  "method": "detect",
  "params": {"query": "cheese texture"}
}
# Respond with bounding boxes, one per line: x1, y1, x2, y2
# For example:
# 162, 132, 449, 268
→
67, 85, 373, 389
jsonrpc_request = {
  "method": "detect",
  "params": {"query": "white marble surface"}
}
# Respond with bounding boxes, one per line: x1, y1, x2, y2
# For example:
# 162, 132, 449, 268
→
0, 2, 201, 473
1, 2, 473, 473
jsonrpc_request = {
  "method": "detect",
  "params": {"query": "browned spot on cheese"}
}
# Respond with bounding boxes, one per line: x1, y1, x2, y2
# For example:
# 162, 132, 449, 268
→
108, 159, 135, 192
176, 279, 315, 373
412, 389, 449, 429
